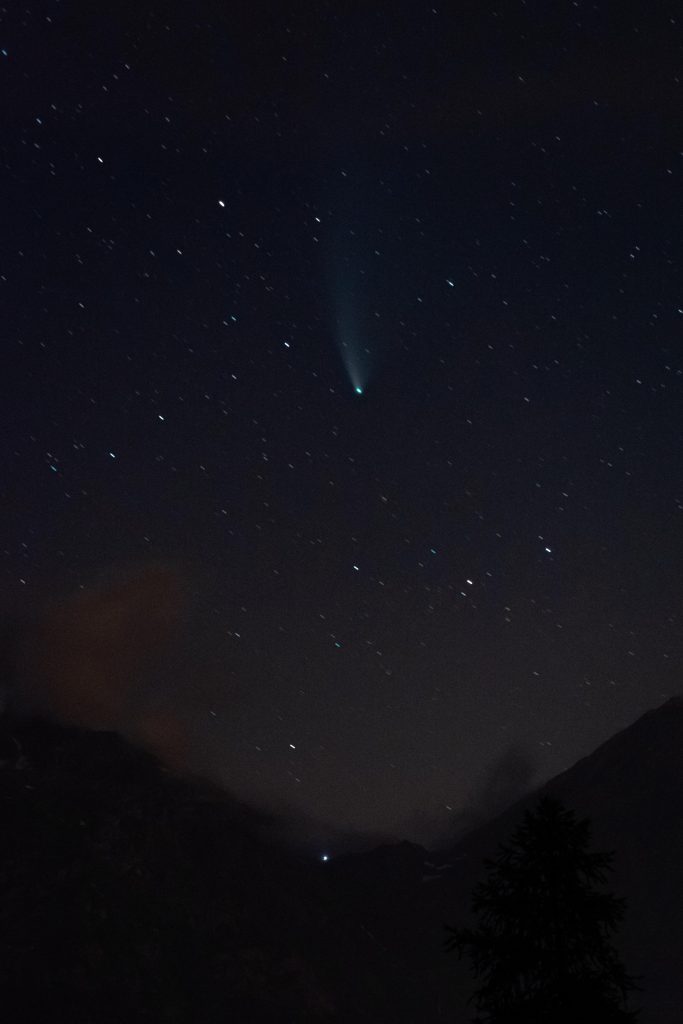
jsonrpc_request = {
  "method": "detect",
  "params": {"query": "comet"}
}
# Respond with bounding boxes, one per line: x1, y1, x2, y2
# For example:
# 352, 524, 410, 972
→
328, 238, 373, 395
338, 329, 370, 396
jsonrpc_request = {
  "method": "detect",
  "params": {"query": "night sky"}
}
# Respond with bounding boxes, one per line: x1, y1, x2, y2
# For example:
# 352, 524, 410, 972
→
2, 1, 682, 846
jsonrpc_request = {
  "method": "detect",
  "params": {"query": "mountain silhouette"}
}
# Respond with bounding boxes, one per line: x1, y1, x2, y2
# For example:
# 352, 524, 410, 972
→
2, 697, 682, 1020
416, 695, 683, 1020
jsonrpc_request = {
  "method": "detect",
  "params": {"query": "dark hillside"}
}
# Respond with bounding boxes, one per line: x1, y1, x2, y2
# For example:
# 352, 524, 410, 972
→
2, 698, 683, 1021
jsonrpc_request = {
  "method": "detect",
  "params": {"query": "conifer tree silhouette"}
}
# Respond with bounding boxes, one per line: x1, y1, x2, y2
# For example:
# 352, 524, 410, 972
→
446, 796, 639, 1022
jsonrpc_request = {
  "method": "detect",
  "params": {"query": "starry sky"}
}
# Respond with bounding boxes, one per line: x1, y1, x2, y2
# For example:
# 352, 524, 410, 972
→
2, 0, 682, 846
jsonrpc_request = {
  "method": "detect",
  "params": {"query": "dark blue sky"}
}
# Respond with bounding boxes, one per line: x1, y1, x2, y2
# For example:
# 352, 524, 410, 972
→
2, 0, 682, 843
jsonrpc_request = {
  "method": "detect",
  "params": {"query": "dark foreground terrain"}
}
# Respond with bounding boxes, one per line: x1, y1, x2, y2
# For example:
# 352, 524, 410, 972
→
2, 697, 682, 1021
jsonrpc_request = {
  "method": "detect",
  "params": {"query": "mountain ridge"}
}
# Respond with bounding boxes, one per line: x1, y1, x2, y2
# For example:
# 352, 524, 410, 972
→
2, 695, 683, 1020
